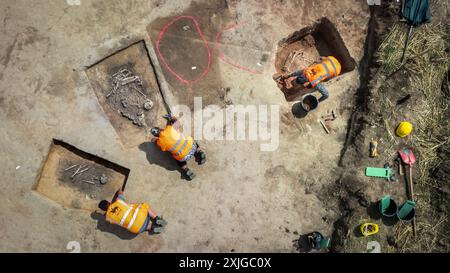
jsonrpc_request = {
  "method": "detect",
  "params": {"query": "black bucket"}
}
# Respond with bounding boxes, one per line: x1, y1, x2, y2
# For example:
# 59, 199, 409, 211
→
399, 208, 415, 222
301, 94, 319, 112
292, 94, 319, 118
379, 198, 398, 218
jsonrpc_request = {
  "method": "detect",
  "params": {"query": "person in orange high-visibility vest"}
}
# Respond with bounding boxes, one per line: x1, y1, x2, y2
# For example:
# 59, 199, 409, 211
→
98, 188, 167, 235
150, 114, 206, 181
281, 56, 341, 102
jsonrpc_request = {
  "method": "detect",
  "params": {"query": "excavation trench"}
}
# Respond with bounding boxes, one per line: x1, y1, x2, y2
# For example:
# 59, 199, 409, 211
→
274, 17, 356, 102
33, 139, 130, 211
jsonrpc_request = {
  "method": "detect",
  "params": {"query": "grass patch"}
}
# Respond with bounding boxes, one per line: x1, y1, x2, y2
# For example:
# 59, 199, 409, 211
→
374, 19, 449, 252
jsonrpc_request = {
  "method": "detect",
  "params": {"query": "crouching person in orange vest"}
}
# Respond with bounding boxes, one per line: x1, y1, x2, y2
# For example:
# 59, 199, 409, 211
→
150, 114, 206, 181
282, 56, 341, 102
98, 189, 167, 235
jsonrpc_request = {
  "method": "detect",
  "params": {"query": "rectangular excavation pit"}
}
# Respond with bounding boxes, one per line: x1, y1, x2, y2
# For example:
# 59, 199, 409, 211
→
86, 41, 167, 148
274, 17, 356, 101
33, 139, 130, 211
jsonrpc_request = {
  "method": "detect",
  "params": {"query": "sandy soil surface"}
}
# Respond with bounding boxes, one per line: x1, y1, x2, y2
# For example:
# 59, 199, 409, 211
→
0, 0, 370, 252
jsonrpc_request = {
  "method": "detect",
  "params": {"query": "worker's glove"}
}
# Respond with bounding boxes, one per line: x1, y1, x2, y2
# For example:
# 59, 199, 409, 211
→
163, 114, 177, 123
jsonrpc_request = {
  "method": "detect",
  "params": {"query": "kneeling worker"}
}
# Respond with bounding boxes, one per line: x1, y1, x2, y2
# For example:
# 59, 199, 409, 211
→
98, 188, 167, 235
281, 56, 341, 102
150, 114, 206, 181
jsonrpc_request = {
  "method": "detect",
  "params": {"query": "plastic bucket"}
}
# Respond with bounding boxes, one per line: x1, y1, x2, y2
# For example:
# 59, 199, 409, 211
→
301, 94, 319, 112
292, 102, 308, 118
398, 208, 415, 222
379, 196, 398, 218
292, 94, 319, 118
397, 200, 416, 222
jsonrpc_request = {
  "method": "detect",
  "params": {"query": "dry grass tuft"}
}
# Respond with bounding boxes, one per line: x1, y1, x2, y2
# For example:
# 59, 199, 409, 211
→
375, 18, 449, 252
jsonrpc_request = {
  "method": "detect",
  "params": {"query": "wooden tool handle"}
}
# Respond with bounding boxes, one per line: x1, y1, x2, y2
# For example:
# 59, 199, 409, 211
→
409, 165, 414, 200
409, 165, 417, 236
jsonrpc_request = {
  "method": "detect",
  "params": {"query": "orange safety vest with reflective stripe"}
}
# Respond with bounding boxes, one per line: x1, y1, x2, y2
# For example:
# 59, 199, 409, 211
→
156, 125, 194, 161
106, 199, 149, 234
304, 56, 341, 87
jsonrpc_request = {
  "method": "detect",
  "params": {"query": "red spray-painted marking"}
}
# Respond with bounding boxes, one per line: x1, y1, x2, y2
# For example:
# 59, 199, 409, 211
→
156, 16, 212, 85
215, 23, 263, 75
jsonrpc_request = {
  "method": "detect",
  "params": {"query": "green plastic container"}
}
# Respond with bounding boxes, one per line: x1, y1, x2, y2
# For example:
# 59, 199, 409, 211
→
365, 166, 394, 181
379, 195, 398, 217
319, 237, 331, 249
397, 200, 416, 222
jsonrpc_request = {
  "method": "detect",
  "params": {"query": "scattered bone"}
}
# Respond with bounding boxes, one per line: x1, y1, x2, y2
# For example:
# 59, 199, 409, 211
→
121, 76, 140, 85
121, 98, 128, 108
71, 165, 84, 178
107, 66, 150, 128
64, 164, 78, 171
131, 85, 147, 97
99, 174, 108, 185
77, 167, 90, 175
143, 99, 153, 110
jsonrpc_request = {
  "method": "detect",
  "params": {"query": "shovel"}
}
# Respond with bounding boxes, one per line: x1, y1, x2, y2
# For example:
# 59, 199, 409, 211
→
398, 148, 417, 236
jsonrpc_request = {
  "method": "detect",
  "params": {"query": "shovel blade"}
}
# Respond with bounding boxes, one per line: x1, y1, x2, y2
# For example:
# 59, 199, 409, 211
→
402, 148, 416, 165
398, 150, 410, 165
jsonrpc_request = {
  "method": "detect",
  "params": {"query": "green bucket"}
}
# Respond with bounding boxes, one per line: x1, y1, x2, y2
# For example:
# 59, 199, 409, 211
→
397, 200, 416, 222
379, 195, 398, 218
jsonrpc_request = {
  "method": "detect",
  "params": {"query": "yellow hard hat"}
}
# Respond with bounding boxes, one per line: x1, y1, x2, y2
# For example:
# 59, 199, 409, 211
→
396, 121, 413, 138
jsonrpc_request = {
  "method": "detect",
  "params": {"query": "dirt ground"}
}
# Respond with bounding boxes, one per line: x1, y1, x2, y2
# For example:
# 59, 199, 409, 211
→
328, 1, 450, 253
0, 0, 375, 252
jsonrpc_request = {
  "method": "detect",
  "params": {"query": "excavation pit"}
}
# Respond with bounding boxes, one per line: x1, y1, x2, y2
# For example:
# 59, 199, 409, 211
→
274, 18, 356, 101
33, 139, 130, 211
86, 41, 166, 148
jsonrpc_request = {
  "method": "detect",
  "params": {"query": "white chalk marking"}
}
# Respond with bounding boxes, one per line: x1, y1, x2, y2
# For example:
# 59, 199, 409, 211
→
66, 0, 81, 6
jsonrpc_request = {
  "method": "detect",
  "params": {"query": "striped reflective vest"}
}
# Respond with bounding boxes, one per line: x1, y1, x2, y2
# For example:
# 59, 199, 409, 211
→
304, 56, 341, 87
106, 199, 149, 234
156, 125, 194, 161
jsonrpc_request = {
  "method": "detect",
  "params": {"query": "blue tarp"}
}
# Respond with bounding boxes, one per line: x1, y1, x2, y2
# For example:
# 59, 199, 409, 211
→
402, 0, 431, 26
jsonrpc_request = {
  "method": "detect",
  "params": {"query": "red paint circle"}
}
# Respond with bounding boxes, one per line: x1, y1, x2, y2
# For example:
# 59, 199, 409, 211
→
215, 23, 263, 75
156, 16, 212, 85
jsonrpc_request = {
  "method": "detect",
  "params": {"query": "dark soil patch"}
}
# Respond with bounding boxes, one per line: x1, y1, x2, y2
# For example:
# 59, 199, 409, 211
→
86, 41, 167, 148
147, 0, 233, 109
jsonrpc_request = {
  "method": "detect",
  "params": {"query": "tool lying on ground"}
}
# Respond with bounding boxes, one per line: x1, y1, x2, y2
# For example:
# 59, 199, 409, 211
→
397, 200, 416, 222
319, 120, 330, 134
369, 139, 379, 158
396, 157, 404, 175
321, 110, 336, 122
272, 73, 298, 90
398, 148, 417, 236
365, 163, 396, 181
400, 0, 431, 63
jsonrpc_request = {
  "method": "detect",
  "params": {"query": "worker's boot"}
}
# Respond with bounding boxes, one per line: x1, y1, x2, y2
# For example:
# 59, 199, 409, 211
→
155, 216, 167, 227
152, 226, 165, 234
195, 151, 206, 165
183, 168, 196, 180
